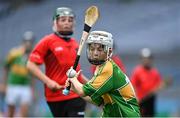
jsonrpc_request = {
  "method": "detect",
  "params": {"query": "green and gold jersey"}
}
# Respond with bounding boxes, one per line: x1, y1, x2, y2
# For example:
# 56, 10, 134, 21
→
83, 60, 140, 117
5, 47, 31, 85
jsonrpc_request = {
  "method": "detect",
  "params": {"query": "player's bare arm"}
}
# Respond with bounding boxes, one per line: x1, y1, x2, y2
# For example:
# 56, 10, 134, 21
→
66, 76, 94, 104
67, 75, 85, 96
27, 60, 62, 91
65, 68, 95, 104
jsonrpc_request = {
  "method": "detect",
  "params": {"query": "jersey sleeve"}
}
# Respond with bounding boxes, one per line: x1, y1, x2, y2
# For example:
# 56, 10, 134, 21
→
153, 69, 162, 89
4, 49, 15, 67
4, 48, 22, 68
29, 36, 49, 64
83, 61, 113, 105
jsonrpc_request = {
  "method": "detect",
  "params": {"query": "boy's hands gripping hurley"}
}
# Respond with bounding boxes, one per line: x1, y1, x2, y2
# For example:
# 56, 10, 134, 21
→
63, 6, 99, 95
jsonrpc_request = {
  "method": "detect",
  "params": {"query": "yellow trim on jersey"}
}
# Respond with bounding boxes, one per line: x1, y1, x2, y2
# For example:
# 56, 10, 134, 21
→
6, 47, 24, 63
90, 61, 113, 89
102, 93, 114, 104
11, 64, 29, 76
119, 83, 136, 101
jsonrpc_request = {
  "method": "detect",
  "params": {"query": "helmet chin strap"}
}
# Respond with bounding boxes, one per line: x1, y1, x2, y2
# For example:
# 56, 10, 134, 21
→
88, 59, 105, 65
55, 31, 73, 39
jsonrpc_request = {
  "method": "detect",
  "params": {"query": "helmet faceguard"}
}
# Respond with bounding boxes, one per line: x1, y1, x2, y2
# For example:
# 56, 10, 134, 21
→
86, 31, 113, 65
53, 7, 75, 39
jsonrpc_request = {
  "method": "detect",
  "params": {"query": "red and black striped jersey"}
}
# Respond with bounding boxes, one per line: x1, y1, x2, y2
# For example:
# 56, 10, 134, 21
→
29, 33, 83, 102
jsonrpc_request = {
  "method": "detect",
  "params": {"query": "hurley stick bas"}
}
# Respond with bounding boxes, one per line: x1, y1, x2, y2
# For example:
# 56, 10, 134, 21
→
63, 6, 100, 95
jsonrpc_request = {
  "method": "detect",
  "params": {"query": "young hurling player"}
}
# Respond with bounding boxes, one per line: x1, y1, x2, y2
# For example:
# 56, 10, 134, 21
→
66, 31, 140, 117
27, 7, 87, 117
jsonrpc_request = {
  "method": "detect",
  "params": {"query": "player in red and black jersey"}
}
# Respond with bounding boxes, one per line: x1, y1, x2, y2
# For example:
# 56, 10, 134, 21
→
27, 7, 87, 117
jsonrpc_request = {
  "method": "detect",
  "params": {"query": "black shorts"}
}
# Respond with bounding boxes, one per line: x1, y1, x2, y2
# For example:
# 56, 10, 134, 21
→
47, 97, 86, 117
139, 94, 156, 117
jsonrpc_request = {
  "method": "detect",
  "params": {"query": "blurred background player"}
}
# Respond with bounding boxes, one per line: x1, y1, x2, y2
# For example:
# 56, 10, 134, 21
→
66, 31, 140, 117
3, 31, 35, 117
130, 48, 172, 117
26, 7, 87, 117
